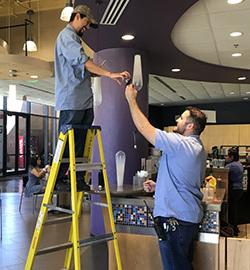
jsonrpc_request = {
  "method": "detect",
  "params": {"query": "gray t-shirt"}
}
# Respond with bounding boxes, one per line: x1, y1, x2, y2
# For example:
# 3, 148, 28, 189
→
55, 24, 93, 111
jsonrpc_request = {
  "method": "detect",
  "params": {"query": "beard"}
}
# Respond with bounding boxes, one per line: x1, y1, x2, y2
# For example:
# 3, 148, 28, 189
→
173, 125, 186, 135
77, 27, 87, 37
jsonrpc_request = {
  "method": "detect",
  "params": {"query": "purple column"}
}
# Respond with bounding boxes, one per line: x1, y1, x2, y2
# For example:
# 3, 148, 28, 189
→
91, 48, 149, 235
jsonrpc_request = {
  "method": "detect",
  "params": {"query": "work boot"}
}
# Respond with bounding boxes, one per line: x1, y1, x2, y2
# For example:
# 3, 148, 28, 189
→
76, 179, 90, 191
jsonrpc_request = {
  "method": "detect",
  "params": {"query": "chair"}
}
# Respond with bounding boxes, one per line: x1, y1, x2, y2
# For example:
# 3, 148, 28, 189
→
19, 175, 44, 213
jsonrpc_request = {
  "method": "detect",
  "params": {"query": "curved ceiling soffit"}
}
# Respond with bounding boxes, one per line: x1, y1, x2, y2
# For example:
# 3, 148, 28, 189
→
78, 0, 250, 84
167, 1, 250, 84
172, 0, 250, 72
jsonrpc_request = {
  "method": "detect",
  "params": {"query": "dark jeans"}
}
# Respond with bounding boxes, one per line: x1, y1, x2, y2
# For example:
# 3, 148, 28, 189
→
158, 219, 198, 270
228, 189, 244, 228
57, 108, 94, 182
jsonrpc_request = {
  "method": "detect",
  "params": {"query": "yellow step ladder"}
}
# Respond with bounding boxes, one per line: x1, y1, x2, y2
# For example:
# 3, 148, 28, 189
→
25, 125, 122, 270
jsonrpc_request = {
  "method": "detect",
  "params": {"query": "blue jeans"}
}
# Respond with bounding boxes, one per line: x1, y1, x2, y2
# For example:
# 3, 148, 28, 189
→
159, 219, 198, 270
57, 109, 94, 181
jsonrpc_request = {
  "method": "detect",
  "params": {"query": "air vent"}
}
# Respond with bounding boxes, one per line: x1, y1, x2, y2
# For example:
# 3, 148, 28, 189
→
100, 0, 130, 25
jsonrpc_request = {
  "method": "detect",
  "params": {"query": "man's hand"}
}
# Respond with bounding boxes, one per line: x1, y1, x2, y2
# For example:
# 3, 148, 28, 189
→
109, 71, 130, 85
125, 83, 138, 103
143, 180, 156, 193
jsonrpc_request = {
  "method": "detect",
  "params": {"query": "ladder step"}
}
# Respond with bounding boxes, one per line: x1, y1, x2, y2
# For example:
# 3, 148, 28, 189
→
79, 233, 114, 247
61, 157, 88, 163
44, 204, 74, 215
44, 216, 72, 225
88, 201, 108, 208
75, 163, 102, 172
36, 233, 114, 256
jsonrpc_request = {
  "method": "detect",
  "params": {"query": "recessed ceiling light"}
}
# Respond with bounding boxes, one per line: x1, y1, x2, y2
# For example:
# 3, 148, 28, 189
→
243, 97, 249, 100
227, 0, 244, 4
171, 68, 181, 72
246, 91, 250, 94
161, 103, 165, 106
30, 75, 38, 79
9, 69, 17, 73
229, 91, 235, 95
238, 76, 247, 80
121, 34, 135, 41
230, 31, 243, 37
232, 52, 242, 57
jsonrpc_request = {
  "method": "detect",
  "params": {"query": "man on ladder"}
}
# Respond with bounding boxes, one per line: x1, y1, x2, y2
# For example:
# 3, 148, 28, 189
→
54, 4, 130, 191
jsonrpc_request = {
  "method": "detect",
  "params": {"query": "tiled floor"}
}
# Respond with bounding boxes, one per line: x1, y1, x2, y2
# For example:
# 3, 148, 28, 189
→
0, 179, 108, 270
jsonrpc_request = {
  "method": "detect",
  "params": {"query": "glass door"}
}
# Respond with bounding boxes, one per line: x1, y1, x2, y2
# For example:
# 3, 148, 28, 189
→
5, 112, 29, 175
18, 115, 27, 172
6, 113, 16, 173
0, 111, 3, 176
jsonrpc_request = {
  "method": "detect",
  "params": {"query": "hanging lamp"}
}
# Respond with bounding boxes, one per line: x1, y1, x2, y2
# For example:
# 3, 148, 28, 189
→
23, 9, 37, 52
60, 0, 74, 22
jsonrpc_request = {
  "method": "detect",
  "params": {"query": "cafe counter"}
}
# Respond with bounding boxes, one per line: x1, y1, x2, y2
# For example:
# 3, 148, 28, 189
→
97, 185, 226, 270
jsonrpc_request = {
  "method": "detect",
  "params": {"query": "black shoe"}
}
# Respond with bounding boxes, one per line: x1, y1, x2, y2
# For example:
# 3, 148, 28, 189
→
55, 181, 90, 192
55, 182, 71, 192
77, 180, 90, 192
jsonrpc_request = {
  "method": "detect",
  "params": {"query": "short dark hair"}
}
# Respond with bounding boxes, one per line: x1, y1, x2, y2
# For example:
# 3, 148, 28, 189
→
186, 106, 207, 135
69, 12, 86, 22
228, 147, 239, 161
30, 155, 40, 168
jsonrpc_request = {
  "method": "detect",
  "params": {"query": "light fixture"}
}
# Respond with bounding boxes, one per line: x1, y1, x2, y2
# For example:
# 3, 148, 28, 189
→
227, 0, 244, 4
30, 75, 39, 79
232, 52, 242, 57
246, 91, 250, 94
238, 76, 247, 80
243, 97, 249, 100
23, 10, 37, 53
60, 0, 74, 22
23, 40, 37, 52
171, 68, 181, 72
121, 34, 135, 41
230, 31, 243, 37
229, 91, 235, 95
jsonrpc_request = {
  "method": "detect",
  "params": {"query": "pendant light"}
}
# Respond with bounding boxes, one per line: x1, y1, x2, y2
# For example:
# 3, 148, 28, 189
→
60, 0, 74, 22
23, 9, 37, 52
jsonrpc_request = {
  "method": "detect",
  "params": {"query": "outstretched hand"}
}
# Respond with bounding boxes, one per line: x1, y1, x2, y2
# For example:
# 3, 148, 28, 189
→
110, 71, 130, 85
125, 83, 138, 103
143, 180, 156, 193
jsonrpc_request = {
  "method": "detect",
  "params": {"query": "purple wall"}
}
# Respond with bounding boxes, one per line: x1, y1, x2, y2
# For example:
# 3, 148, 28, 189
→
91, 48, 149, 235
93, 48, 149, 185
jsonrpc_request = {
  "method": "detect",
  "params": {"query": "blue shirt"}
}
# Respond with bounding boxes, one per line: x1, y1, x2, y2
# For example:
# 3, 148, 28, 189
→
55, 24, 93, 111
226, 161, 243, 190
154, 129, 206, 223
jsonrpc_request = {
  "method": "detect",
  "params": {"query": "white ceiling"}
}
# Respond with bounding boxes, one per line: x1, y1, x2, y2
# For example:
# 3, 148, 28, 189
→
150, 0, 250, 106
0, 0, 250, 106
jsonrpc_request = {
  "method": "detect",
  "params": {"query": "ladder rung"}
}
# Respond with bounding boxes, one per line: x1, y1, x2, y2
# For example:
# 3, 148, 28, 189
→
36, 233, 114, 256
61, 157, 88, 163
44, 216, 72, 225
37, 242, 73, 255
79, 233, 114, 247
44, 204, 74, 215
75, 163, 102, 172
88, 201, 108, 208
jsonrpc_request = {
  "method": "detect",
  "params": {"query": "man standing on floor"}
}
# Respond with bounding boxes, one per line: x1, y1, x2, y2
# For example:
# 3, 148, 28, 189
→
54, 4, 130, 191
125, 84, 207, 270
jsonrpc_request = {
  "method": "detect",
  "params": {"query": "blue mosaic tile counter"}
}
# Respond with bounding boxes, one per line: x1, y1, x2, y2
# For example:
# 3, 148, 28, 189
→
104, 186, 225, 242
